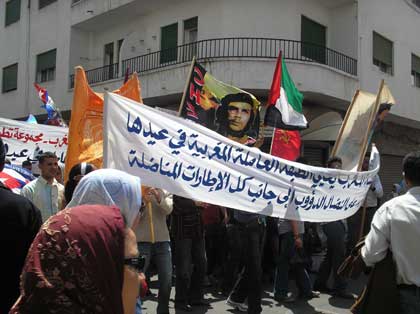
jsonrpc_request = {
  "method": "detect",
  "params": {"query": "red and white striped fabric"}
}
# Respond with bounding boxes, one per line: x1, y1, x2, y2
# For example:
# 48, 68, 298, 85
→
0, 168, 30, 194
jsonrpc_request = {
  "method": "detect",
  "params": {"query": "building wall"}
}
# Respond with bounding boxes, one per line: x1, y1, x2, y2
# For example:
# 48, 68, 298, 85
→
0, 0, 72, 119
329, 2, 358, 59
358, 0, 420, 124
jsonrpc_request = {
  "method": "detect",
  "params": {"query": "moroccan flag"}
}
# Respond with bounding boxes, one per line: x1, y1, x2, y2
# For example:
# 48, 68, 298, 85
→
270, 129, 301, 161
64, 66, 142, 181
264, 52, 307, 130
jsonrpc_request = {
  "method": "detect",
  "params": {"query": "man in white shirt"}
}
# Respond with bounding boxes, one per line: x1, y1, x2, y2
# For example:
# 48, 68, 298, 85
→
21, 152, 64, 222
362, 151, 420, 313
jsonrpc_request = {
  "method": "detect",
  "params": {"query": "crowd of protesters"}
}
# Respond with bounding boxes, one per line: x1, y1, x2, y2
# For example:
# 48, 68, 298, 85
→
2, 134, 419, 314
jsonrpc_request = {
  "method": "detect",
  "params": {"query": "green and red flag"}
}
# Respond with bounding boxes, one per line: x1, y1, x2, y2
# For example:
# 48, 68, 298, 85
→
265, 52, 307, 130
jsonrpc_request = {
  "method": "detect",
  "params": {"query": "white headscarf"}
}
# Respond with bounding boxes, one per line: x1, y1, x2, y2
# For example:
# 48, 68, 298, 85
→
66, 169, 142, 228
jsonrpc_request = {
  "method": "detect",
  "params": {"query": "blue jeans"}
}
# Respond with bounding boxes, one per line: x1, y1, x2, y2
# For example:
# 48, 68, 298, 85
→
138, 241, 172, 314
273, 232, 311, 297
135, 298, 142, 314
399, 288, 420, 314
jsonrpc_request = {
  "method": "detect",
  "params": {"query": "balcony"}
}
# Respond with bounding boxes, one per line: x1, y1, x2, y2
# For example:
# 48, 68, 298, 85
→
69, 37, 357, 88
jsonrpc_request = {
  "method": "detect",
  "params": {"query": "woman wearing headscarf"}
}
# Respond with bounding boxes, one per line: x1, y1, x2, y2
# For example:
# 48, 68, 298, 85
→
10, 204, 141, 314
66, 168, 142, 229
11, 169, 141, 314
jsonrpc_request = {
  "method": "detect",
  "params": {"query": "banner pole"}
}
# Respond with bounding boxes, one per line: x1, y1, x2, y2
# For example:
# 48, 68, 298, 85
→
357, 80, 384, 170
177, 56, 196, 117
356, 80, 385, 241
147, 201, 155, 243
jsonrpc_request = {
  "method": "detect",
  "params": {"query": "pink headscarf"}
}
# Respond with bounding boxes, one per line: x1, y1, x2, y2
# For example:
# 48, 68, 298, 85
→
11, 205, 125, 314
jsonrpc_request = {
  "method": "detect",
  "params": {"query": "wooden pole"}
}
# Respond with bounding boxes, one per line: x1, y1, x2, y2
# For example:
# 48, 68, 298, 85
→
147, 201, 155, 243
177, 56, 196, 117
357, 80, 384, 170
356, 80, 385, 241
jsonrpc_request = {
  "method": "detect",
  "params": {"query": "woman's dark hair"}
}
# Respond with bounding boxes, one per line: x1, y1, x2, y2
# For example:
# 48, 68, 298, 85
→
64, 162, 96, 203
216, 92, 257, 137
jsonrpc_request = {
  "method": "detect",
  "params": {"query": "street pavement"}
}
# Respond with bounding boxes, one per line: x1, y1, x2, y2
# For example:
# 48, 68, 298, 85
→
140, 253, 367, 314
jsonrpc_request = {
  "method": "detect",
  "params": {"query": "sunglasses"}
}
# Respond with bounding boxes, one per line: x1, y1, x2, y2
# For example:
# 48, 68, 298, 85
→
124, 256, 146, 273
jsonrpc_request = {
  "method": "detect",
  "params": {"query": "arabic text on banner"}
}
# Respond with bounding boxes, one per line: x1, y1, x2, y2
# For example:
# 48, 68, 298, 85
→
0, 117, 68, 165
104, 93, 379, 222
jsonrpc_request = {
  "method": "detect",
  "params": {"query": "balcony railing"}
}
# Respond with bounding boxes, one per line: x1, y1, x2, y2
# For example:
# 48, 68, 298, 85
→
70, 37, 357, 88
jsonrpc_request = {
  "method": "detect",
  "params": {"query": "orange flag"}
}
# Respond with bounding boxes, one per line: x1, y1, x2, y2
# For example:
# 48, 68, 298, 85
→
64, 66, 142, 181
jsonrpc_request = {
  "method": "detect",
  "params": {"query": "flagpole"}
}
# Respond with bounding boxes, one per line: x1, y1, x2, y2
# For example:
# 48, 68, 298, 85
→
269, 127, 276, 155
177, 56, 196, 117
331, 89, 360, 157
268, 51, 282, 155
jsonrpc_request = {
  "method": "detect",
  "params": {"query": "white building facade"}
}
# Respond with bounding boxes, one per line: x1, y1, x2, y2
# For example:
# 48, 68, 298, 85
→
1, 0, 420, 194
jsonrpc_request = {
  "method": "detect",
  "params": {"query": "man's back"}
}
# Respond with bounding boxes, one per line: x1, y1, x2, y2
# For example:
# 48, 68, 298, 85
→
363, 186, 420, 286
0, 183, 42, 312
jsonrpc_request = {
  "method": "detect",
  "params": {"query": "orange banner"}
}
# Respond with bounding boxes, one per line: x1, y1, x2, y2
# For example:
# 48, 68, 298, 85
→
64, 66, 142, 181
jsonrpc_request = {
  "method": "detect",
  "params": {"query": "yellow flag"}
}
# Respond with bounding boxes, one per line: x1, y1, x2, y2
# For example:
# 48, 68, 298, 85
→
64, 66, 142, 181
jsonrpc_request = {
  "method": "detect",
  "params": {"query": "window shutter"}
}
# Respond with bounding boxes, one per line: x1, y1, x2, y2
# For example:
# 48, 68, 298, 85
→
5, 0, 21, 26
2, 63, 18, 92
184, 17, 197, 30
301, 16, 326, 63
412, 54, 420, 74
160, 23, 178, 63
373, 32, 393, 66
37, 49, 56, 72
39, 0, 57, 9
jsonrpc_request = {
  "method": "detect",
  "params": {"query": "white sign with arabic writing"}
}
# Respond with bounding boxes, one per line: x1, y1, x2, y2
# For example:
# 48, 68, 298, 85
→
104, 93, 379, 222
0, 117, 68, 166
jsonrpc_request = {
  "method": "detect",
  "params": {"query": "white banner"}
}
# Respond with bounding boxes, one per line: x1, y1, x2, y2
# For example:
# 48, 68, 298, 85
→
0, 117, 68, 166
104, 93, 379, 222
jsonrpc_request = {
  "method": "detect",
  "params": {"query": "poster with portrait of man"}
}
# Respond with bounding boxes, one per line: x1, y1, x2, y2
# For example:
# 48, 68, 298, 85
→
179, 60, 263, 147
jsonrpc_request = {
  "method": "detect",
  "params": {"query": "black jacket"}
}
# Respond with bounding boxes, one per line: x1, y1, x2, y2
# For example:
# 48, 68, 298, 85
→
171, 195, 203, 240
0, 182, 42, 313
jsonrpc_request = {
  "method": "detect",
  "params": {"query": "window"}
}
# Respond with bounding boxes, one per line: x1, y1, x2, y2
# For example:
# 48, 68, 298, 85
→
71, 0, 82, 4
160, 23, 178, 64
373, 32, 393, 75
183, 17, 197, 44
412, 54, 420, 88
2, 63, 18, 93
301, 16, 326, 64
104, 42, 115, 80
117, 39, 124, 65
5, 0, 21, 26
39, 0, 57, 9
36, 49, 56, 82
413, 0, 420, 9
182, 17, 197, 61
